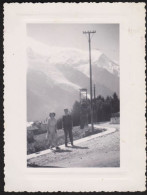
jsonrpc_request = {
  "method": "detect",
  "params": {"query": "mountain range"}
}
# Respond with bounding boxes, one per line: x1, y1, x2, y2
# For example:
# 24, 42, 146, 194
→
27, 38, 119, 121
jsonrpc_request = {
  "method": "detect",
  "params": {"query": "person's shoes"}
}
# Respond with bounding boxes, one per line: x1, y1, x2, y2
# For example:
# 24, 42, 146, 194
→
71, 143, 74, 147
56, 146, 60, 150
50, 146, 53, 150
65, 144, 68, 147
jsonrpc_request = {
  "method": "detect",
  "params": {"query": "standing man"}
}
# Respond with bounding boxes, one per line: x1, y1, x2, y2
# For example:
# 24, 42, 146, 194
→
62, 109, 74, 147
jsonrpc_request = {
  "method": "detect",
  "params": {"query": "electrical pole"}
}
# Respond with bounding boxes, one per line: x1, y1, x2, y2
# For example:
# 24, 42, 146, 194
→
83, 31, 96, 132
94, 84, 96, 100
94, 84, 96, 123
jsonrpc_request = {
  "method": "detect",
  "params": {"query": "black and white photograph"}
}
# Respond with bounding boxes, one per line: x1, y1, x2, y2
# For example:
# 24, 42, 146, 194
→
26, 23, 120, 168
4, 3, 145, 192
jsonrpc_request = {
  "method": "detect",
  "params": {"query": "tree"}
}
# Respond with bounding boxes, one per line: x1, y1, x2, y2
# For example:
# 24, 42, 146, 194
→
95, 96, 104, 122
71, 101, 81, 126
104, 96, 112, 120
111, 93, 120, 113
70, 92, 120, 126
57, 118, 62, 130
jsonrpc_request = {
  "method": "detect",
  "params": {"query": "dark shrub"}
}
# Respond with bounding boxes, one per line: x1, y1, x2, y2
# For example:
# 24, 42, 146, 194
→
27, 130, 34, 143
34, 141, 46, 152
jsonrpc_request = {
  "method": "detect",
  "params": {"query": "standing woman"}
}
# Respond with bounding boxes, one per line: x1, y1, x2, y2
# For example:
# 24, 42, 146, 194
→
47, 112, 60, 150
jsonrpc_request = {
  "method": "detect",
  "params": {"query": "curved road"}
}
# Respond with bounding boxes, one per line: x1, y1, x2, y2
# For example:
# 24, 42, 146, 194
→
27, 124, 120, 168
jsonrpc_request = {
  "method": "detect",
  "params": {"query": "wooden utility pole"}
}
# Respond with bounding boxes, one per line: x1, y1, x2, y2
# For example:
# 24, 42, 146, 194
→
94, 84, 96, 100
83, 31, 96, 132
93, 84, 96, 123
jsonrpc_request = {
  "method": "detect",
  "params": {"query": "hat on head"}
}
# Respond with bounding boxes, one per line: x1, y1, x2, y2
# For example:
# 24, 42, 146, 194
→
64, 108, 68, 111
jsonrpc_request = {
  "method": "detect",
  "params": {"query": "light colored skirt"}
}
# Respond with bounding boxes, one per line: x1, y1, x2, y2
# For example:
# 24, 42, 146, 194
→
46, 128, 58, 147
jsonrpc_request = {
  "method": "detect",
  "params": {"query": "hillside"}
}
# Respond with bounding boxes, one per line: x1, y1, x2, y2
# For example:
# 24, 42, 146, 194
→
27, 38, 119, 121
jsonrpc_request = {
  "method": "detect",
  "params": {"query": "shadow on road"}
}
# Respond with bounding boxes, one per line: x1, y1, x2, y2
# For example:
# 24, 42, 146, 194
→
68, 145, 89, 149
53, 149, 72, 153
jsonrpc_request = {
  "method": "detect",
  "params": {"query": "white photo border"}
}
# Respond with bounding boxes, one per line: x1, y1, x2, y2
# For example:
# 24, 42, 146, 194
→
4, 3, 146, 192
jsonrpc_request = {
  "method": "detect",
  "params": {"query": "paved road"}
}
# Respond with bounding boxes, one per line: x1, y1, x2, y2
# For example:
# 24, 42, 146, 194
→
27, 125, 120, 168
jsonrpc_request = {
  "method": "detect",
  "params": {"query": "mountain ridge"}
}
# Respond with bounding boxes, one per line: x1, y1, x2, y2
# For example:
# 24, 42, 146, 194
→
27, 38, 119, 121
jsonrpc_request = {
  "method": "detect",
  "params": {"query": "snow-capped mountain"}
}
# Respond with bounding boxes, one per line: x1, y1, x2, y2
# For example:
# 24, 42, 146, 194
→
27, 38, 119, 121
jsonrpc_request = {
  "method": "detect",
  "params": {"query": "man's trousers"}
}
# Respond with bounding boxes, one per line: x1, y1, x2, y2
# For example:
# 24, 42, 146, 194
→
64, 128, 73, 146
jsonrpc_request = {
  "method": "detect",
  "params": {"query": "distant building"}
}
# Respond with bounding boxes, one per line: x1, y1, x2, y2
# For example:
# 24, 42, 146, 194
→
27, 122, 34, 128
27, 125, 39, 131
110, 112, 120, 124
27, 121, 47, 134
27, 122, 39, 131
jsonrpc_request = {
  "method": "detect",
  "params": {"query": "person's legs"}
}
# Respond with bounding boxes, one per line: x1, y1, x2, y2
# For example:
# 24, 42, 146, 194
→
64, 129, 68, 146
47, 138, 50, 148
49, 132, 53, 149
52, 131, 57, 148
54, 131, 60, 149
69, 128, 73, 145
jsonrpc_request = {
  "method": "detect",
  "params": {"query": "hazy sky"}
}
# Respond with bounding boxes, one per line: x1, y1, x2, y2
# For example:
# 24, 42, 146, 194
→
27, 23, 119, 63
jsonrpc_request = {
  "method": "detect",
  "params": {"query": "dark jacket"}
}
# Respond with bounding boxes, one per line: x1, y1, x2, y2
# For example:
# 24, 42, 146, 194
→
62, 114, 73, 130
